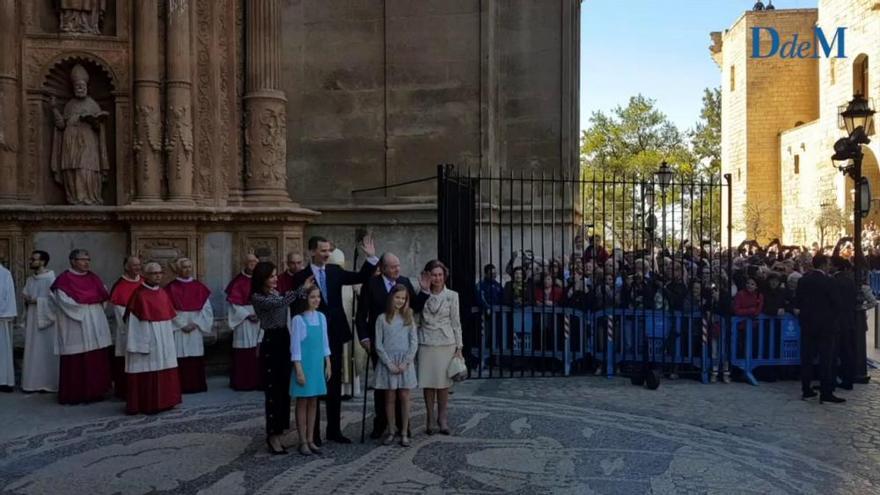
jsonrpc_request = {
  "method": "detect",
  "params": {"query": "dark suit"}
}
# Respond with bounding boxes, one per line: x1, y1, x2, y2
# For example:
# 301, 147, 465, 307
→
291, 260, 377, 439
355, 275, 428, 434
795, 269, 843, 396
833, 270, 858, 387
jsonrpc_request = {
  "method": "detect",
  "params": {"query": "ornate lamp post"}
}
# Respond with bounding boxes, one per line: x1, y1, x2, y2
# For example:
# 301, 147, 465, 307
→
833, 94, 875, 383
833, 94, 875, 281
655, 162, 674, 252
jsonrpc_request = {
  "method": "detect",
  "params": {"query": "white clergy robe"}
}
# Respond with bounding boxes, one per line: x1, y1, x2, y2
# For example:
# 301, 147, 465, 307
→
0, 264, 16, 387
52, 288, 112, 356
21, 270, 59, 392
172, 299, 214, 357
228, 304, 261, 349
126, 311, 178, 374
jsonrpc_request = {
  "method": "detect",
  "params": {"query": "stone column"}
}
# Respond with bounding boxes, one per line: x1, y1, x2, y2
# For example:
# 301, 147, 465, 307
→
0, 0, 18, 201
244, 0, 291, 204
133, 0, 162, 202
165, 0, 195, 203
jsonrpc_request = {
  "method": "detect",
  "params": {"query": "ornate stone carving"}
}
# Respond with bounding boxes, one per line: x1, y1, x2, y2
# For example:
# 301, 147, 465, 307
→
243, 0, 290, 204
133, 0, 161, 202
133, 104, 161, 187
216, 0, 231, 199
25, 45, 127, 91
195, 0, 214, 199
245, 105, 287, 184
58, 0, 106, 35
165, 104, 194, 182
47, 64, 110, 205
0, 88, 14, 153
166, 0, 194, 202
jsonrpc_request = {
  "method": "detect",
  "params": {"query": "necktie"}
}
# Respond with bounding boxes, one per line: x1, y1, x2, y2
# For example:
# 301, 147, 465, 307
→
387, 279, 395, 293
318, 267, 327, 300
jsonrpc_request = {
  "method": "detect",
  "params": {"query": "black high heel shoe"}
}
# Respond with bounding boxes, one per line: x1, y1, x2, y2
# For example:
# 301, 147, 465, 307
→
266, 438, 287, 455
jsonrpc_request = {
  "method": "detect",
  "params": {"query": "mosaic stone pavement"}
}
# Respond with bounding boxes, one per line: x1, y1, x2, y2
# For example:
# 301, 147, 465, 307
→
1, 374, 880, 495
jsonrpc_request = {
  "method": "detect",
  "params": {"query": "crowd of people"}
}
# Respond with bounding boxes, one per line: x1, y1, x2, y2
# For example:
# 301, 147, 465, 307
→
0, 234, 465, 457
476, 233, 877, 397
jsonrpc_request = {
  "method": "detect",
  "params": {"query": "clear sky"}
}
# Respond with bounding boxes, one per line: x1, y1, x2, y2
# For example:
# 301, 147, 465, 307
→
580, 0, 818, 133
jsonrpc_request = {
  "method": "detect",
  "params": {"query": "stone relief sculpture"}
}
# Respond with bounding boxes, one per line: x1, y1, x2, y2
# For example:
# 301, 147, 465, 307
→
58, 0, 107, 35
48, 64, 110, 205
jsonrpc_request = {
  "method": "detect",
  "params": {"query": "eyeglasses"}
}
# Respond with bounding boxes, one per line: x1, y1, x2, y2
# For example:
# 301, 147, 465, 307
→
75, 258, 91, 261
145, 271, 163, 275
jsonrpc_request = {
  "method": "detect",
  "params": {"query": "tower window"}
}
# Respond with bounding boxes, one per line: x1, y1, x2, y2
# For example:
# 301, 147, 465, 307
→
794, 155, 800, 174
853, 54, 868, 99
730, 65, 736, 91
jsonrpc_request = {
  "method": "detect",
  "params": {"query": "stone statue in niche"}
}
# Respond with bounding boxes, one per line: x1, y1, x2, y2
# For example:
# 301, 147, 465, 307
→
48, 64, 110, 205
57, 0, 107, 35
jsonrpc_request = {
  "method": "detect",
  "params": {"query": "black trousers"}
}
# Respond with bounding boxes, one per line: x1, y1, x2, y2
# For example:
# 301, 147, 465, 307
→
370, 352, 404, 434
260, 327, 291, 437
314, 338, 344, 439
837, 324, 856, 386
801, 331, 837, 397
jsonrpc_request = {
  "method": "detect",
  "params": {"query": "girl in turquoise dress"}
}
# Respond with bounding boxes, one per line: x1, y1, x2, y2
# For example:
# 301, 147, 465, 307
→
290, 286, 331, 456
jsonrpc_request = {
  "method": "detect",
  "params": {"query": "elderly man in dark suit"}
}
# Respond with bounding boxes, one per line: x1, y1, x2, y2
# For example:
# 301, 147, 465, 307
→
795, 254, 845, 403
292, 235, 379, 444
356, 253, 429, 439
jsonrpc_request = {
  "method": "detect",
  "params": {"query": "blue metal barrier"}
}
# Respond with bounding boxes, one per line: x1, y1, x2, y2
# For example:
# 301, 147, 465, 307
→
473, 305, 595, 376
728, 314, 801, 386
593, 309, 711, 383
473, 306, 799, 384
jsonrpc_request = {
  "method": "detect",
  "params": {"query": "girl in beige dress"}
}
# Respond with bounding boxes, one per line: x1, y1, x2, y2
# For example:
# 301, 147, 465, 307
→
417, 260, 462, 435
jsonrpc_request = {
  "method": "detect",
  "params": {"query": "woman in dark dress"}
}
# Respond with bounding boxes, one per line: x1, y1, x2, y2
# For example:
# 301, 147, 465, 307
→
250, 261, 313, 454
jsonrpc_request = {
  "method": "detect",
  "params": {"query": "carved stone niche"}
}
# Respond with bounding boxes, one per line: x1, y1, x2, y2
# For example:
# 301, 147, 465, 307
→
26, 0, 117, 36
130, 226, 198, 285
39, 56, 117, 205
234, 225, 305, 269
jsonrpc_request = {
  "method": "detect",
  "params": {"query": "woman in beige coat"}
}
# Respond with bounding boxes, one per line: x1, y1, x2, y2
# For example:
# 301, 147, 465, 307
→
417, 260, 462, 435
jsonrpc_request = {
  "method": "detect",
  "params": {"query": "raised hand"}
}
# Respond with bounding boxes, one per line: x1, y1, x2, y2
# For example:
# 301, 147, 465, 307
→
302, 275, 316, 290
360, 234, 377, 258
419, 271, 431, 292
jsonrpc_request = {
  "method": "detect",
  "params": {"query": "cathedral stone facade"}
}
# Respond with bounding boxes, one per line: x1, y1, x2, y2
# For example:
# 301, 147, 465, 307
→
0, 1, 580, 329
712, 0, 879, 245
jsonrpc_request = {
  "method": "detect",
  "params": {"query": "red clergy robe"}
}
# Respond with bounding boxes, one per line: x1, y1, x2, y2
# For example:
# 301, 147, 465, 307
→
124, 284, 182, 415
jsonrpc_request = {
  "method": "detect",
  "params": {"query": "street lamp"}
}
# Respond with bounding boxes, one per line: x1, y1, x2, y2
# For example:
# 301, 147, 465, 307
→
656, 161, 674, 191
832, 95, 875, 265
833, 94, 875, 384
654, 162, 674, 253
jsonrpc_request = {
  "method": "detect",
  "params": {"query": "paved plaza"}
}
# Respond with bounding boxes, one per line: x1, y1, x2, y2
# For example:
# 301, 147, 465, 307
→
1, 373, 880, 494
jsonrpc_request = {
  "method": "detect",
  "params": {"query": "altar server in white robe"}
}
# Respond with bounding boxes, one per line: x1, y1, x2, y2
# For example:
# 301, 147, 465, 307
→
166, 257, 213, 393
124, 262, 181, 415
21, 251, 58, 393
0, 262, 16, 391
225, 253, 261, 391
108, 255, 142, 398
50, 248, 112, 404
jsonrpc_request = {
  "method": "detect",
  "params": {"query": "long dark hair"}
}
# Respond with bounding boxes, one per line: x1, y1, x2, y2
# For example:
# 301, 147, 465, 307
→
294, 285, 322, 314
250, 261, 276, 296
384, 284, 414, 326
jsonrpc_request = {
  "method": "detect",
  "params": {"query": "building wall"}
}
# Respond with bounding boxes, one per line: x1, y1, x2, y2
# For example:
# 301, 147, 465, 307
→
716, 1, 880, 246
282, 0, 581, 274
718, 15, 749, 245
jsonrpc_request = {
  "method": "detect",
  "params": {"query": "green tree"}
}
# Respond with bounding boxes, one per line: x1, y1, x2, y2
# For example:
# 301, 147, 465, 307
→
579, 95, 721, 248
690, 87, 722, 177
687, 87, 723, 242
581, 94, 695, 176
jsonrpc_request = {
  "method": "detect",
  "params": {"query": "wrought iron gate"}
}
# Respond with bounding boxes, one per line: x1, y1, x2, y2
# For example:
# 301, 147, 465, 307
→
437, 164, 733, 379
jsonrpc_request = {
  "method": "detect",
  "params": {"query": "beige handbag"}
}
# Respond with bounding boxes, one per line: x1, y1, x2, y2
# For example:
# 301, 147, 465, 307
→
447, 355, 468, 382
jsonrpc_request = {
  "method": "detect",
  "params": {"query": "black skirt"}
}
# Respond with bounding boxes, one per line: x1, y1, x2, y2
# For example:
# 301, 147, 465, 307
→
260, 327, 292, 436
